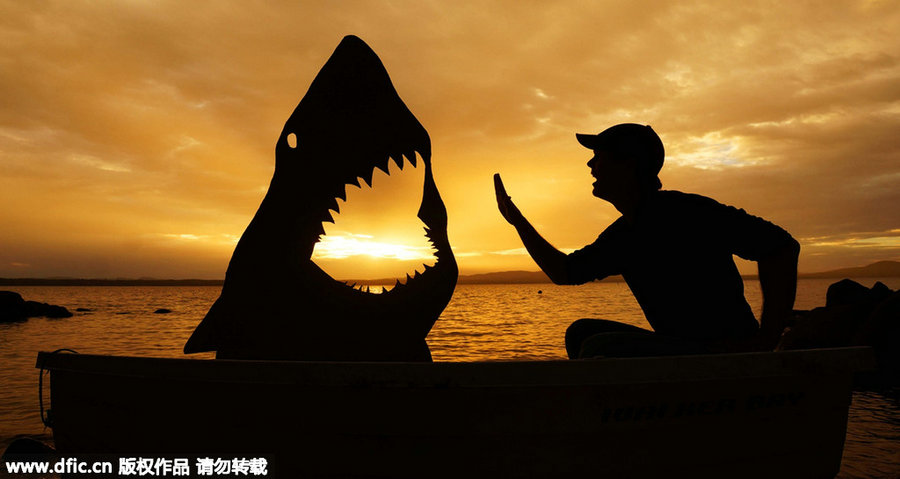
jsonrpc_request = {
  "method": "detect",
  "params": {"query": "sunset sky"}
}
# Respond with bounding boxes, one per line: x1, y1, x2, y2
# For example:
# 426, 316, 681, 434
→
1, 1, 898, 280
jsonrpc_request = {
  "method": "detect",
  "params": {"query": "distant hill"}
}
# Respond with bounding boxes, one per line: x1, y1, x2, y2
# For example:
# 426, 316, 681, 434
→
456, 271, 631, 284
427, 260, 900, 285
459, 271, 552, 284
347, 270, 619, 285
454, 261, 900, 284
799, 260, 900, 279
2, 261, 897, 286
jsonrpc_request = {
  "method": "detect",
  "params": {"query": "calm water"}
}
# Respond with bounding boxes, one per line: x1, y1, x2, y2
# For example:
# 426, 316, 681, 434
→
1, 279, 898, 477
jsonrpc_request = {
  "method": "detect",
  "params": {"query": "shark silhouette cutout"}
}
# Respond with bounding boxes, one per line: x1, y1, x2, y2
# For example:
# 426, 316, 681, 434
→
184, 36, 458, 361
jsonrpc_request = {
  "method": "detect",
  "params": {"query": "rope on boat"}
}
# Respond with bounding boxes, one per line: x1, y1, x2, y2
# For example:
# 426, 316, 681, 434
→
37, 348, 79, 429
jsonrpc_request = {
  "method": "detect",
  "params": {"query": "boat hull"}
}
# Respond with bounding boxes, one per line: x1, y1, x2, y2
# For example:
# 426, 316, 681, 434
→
36, 348, 875, 478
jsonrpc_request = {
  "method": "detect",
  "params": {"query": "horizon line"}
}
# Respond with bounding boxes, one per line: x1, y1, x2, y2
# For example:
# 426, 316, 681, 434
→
0, 260, 898, 286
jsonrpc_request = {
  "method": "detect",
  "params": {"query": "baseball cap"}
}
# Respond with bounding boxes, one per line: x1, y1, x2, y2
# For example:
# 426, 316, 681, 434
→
576, 123, 665, 177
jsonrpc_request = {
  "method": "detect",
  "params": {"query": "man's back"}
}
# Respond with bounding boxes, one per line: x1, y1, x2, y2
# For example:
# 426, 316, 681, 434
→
565, 190, 794, 342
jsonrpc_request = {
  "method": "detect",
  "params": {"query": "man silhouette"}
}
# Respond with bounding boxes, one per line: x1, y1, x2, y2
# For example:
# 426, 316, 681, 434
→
495, 123, 800, 358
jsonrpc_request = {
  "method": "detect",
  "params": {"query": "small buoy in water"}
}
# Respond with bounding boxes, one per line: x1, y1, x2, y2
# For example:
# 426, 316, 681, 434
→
537, 290, 543, 294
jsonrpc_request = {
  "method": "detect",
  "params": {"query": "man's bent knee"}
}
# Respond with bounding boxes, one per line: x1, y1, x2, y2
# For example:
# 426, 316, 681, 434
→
565, 318, 601, 359
566, 318, 599, 342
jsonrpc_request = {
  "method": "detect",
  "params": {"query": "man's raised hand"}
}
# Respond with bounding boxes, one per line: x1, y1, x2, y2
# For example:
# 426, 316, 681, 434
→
494, 173, 523, 226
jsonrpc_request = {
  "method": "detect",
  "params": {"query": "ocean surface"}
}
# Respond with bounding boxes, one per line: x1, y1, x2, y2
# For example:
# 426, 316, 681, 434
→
1, 279, 898, 477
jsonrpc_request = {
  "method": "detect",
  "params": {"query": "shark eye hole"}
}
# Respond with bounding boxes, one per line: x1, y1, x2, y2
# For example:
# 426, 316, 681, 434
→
287, 133, 298, 149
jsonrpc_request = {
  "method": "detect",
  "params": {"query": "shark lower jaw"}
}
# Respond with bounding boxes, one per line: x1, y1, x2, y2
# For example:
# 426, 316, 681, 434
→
310, 148, 455, 296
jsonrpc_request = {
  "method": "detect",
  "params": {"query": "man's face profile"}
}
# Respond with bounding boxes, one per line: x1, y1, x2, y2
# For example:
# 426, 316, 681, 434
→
587, 149, 637, 200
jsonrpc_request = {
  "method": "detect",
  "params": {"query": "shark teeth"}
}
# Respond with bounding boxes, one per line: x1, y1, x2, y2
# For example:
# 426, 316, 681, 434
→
340, 149, 422, 195
361, 170, 374, 187
375, 157, 391, 175
328, 149, 424, 212
405, 151, 417, 168
390, 154, 404, 170
319, 147, 442, 286
342, 257, 441, 295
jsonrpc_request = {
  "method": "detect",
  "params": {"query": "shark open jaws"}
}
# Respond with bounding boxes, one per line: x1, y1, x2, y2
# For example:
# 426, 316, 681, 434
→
184, 36, 458, 361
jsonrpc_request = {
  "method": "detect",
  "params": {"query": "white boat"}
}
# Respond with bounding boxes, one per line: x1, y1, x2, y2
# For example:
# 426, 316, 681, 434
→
36, 347, 875, 478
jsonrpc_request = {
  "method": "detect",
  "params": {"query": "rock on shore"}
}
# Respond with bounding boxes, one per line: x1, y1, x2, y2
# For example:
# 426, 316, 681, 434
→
780, 279, 900, 384
0, 291, 73, 323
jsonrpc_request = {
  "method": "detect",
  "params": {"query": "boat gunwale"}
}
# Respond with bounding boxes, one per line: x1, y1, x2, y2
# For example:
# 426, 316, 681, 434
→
35, 347, 876, 388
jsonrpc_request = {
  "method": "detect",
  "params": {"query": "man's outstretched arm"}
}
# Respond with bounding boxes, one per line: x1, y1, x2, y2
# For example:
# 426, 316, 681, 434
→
757, 237, 800, 348
494, 173, 571, 284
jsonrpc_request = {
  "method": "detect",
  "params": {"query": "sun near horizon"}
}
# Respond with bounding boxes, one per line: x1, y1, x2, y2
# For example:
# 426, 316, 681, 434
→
1, 2, 898, 282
